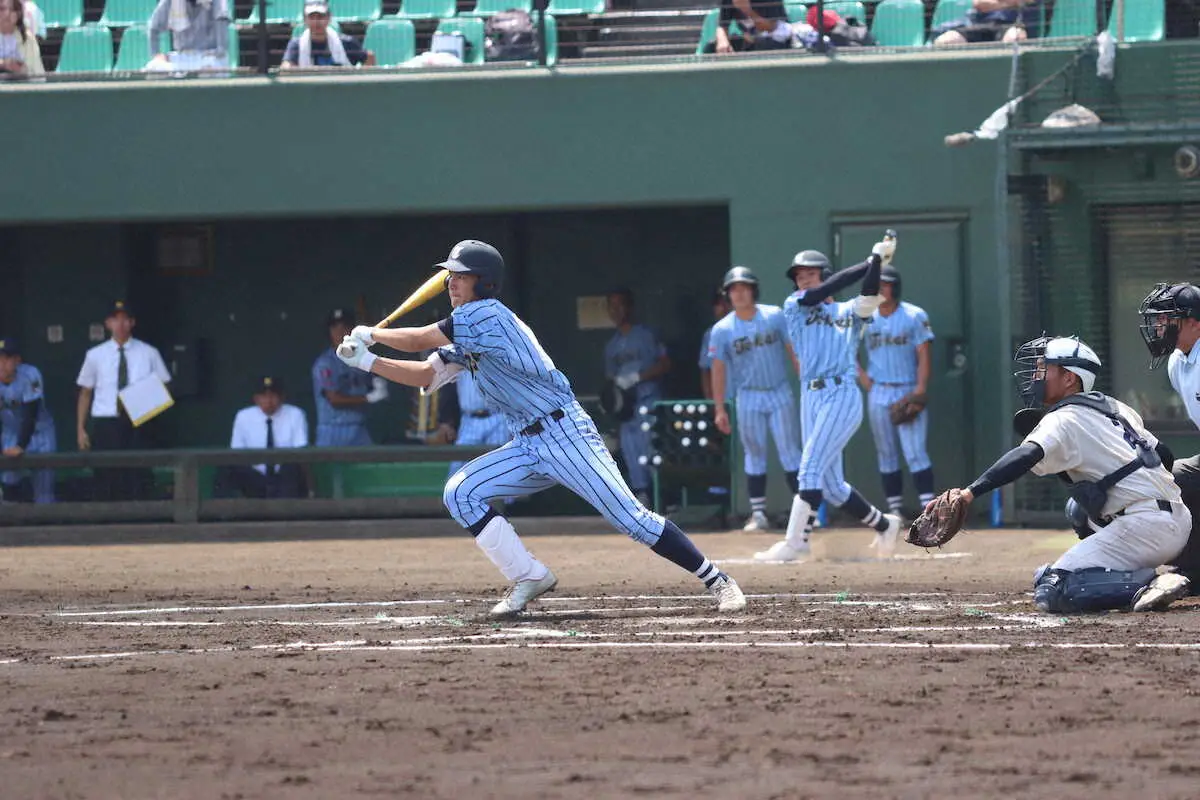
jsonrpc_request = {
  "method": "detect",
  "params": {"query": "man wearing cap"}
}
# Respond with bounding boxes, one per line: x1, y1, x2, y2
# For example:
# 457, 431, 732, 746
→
0, 337, 57, 504
282, 1, 374, 70
76, 301, 172, 501
216, 376, 309, 499
312, 308, 388, 447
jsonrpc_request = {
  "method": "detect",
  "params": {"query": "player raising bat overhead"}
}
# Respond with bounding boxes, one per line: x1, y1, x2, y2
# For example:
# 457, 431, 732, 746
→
334, 240, 747, 617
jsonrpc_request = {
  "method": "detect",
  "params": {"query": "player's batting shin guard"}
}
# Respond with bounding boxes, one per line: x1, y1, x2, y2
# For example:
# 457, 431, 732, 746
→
785, 495, 813, 547
472, 511, 548, 583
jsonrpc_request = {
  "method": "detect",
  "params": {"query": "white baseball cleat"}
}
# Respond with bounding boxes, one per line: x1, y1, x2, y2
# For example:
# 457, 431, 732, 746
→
869, 514, 902, 559
489, 569, 558, 617
742, 511, 770, 532
753, 539, 810, 562
1132, 572, 1191, 612
708, 573, 747, 613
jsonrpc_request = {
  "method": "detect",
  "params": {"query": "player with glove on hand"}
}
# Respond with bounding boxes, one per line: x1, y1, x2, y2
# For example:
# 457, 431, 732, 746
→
335, 240, 747, 618
908, 335, 1192, 613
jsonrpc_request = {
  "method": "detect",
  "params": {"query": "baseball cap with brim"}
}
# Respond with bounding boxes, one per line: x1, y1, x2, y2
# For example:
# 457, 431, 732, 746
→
108, 300, 134, 317
327, 308, 356, 326
304, 1, 329, 15
256, 375, 285, 394
0, 337, 18, 356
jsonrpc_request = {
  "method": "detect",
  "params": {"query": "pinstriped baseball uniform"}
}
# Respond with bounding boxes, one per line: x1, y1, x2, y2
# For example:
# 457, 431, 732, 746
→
699, 326, 734, 400
783, 293, 867, 504
604, 324, 664, 492
447, 370, 509, 477
440, 299, 665, 544
864, 302, 934, 473
0, 363, 57, 503
708, 305, 801, 474
312, 348, 373, 447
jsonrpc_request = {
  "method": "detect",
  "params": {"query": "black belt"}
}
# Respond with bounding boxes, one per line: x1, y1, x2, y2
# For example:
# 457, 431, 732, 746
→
807, 376, 844, 391
1099, 499, 1174, 527
521, 409, 565, 436
467, 410, 492, 419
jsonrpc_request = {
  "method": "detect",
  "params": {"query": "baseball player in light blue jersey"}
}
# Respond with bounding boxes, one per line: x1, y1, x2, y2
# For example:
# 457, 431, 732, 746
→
700, 289, 733, 401
709, 267, 802, 532
860, 264, 936, 518
604, 288, 670, 502
312, 308, 388, 447
0, 338, 57, 504
335, 240, 746, 616
438, 369, 510, 477
754, 238, 903, 562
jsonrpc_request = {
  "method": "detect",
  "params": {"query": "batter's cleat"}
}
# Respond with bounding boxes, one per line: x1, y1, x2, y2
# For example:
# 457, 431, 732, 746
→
1132, 573, 1192, 612
708, 573, 747, 612
743, 511, 770, 532
753, 539, 810, 562
869, 514, 902, 559
489, 569, 558, 617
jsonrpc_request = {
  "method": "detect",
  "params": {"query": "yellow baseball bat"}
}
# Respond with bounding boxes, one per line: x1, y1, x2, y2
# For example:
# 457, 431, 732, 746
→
377, 269, 450, 328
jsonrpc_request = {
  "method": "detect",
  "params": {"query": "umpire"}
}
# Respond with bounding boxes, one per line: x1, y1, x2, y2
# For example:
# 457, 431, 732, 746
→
1137, 282, 1200, 590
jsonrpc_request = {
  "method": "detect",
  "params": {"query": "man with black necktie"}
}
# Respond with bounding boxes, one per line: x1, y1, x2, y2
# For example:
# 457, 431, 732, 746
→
215, 376, 309, 499
75, 301, 172, 501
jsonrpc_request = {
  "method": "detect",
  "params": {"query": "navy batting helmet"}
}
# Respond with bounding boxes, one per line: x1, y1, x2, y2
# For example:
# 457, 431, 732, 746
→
722, 266, 759, 300
437, 240, 504, 298
788, 250, 833, 282
881, 264, 901, 299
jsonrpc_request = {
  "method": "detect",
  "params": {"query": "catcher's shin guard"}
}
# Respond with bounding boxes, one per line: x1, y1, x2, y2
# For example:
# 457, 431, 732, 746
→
1034, 567, 1158, 613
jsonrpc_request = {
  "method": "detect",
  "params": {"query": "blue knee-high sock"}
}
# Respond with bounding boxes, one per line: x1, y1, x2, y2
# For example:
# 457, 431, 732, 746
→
913, 468, 935, 505
881, 470, 904, 513
651, 520, 723, 587
747, 473, 767, 514
840, 488, 890, 533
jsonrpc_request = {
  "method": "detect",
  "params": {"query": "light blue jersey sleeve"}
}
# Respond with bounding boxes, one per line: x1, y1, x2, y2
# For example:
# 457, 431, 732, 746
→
18, 365, 45, 402
698, 328, 713, 370
910, 305, 934, 346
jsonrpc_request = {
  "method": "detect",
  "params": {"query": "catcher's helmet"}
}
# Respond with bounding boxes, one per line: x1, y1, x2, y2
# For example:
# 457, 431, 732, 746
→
1138, 282, 1200, 369
722, 266, 760, 300
880, 264, 901, 299
1014, 335, 1101, 408
787, 250, 833, 282
437, 240, 504, 299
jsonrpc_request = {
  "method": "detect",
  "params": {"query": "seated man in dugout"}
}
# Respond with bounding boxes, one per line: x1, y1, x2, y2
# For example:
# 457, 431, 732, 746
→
704, 0, 793, 54
932, 0, 1045, 46
147, 0, 232, 71
215, 376, 310, 500
282, 1, 375, 69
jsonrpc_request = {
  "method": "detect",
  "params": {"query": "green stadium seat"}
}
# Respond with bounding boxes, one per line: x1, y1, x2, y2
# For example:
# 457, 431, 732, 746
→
1045, 0, 1098, 38
1110, 0, 1163, 42
545, 0, 603, 16
695, 7, 718, 54
98, 0, 157, 27
870, 0, 923, 46
435, 17, 483, 63
228, 23, 239, 65
330, 0, 381, 22
56, 24, 114, 72
784, 2, 805, 23
392, 0, 454, 20
362, 17, 415, 65
930, 0, 971, 28
465, 0, 532, 16
113, 23, 167, 69
41, 0, 83, 28
542, 11, 557, 66
244, 0, 305, 24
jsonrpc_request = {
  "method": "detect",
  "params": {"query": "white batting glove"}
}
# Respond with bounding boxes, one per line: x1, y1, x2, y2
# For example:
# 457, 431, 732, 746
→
365, 376, 389, 403
350, 325, 376, 346
336, 336, 377, 372
871, 239, 896, 266
614, 371, 640, 391
426, 350, 464, 393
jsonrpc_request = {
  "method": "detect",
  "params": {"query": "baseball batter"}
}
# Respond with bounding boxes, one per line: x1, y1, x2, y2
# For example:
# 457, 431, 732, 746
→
861, 265, 936, 517
708, 266, 802, 532
604, 289, 669, 502
924, 335, 1191, 613
0, 337, 56, 503
754, 242, 902, 562
334, 240, 746, 616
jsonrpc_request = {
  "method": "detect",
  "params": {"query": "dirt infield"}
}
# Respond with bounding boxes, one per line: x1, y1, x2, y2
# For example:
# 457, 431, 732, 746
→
3, 524, 1200, 799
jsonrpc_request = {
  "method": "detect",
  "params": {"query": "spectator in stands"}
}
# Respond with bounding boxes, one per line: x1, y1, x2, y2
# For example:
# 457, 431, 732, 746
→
76, 300, 172, 501
932, 0, 1045, 45
0, 0, 44, 76
21, 0, 43, 40
215, 376, 310, 499
282, 1, 375, 69
147, 0, 231, 71
704, 0, 792, 54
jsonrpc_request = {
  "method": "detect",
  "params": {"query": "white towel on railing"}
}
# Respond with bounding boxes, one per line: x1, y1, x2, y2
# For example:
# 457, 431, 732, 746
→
298, 29, 349, 66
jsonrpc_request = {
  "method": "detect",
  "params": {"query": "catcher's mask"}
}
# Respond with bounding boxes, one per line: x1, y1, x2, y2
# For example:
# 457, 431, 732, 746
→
1138, 282, 1200, 369
1014, 335, 1101, 408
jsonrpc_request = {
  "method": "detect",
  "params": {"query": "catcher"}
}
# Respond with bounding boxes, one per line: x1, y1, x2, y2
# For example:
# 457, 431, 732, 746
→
908, 335, 1192, 613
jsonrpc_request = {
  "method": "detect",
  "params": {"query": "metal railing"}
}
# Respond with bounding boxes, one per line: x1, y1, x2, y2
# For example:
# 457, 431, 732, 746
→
0, 445, 489, 525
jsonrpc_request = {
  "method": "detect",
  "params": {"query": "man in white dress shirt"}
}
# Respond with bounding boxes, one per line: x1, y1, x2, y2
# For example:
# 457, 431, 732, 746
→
75, 301, 172, 501
216, 376, 309, 499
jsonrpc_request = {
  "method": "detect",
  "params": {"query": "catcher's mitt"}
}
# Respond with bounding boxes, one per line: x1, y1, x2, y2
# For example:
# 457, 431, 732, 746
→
888, 392, 927, 426
906, 488, 971, 548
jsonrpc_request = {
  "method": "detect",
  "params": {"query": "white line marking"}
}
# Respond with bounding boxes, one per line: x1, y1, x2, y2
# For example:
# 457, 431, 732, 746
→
717, 553, 973, 566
